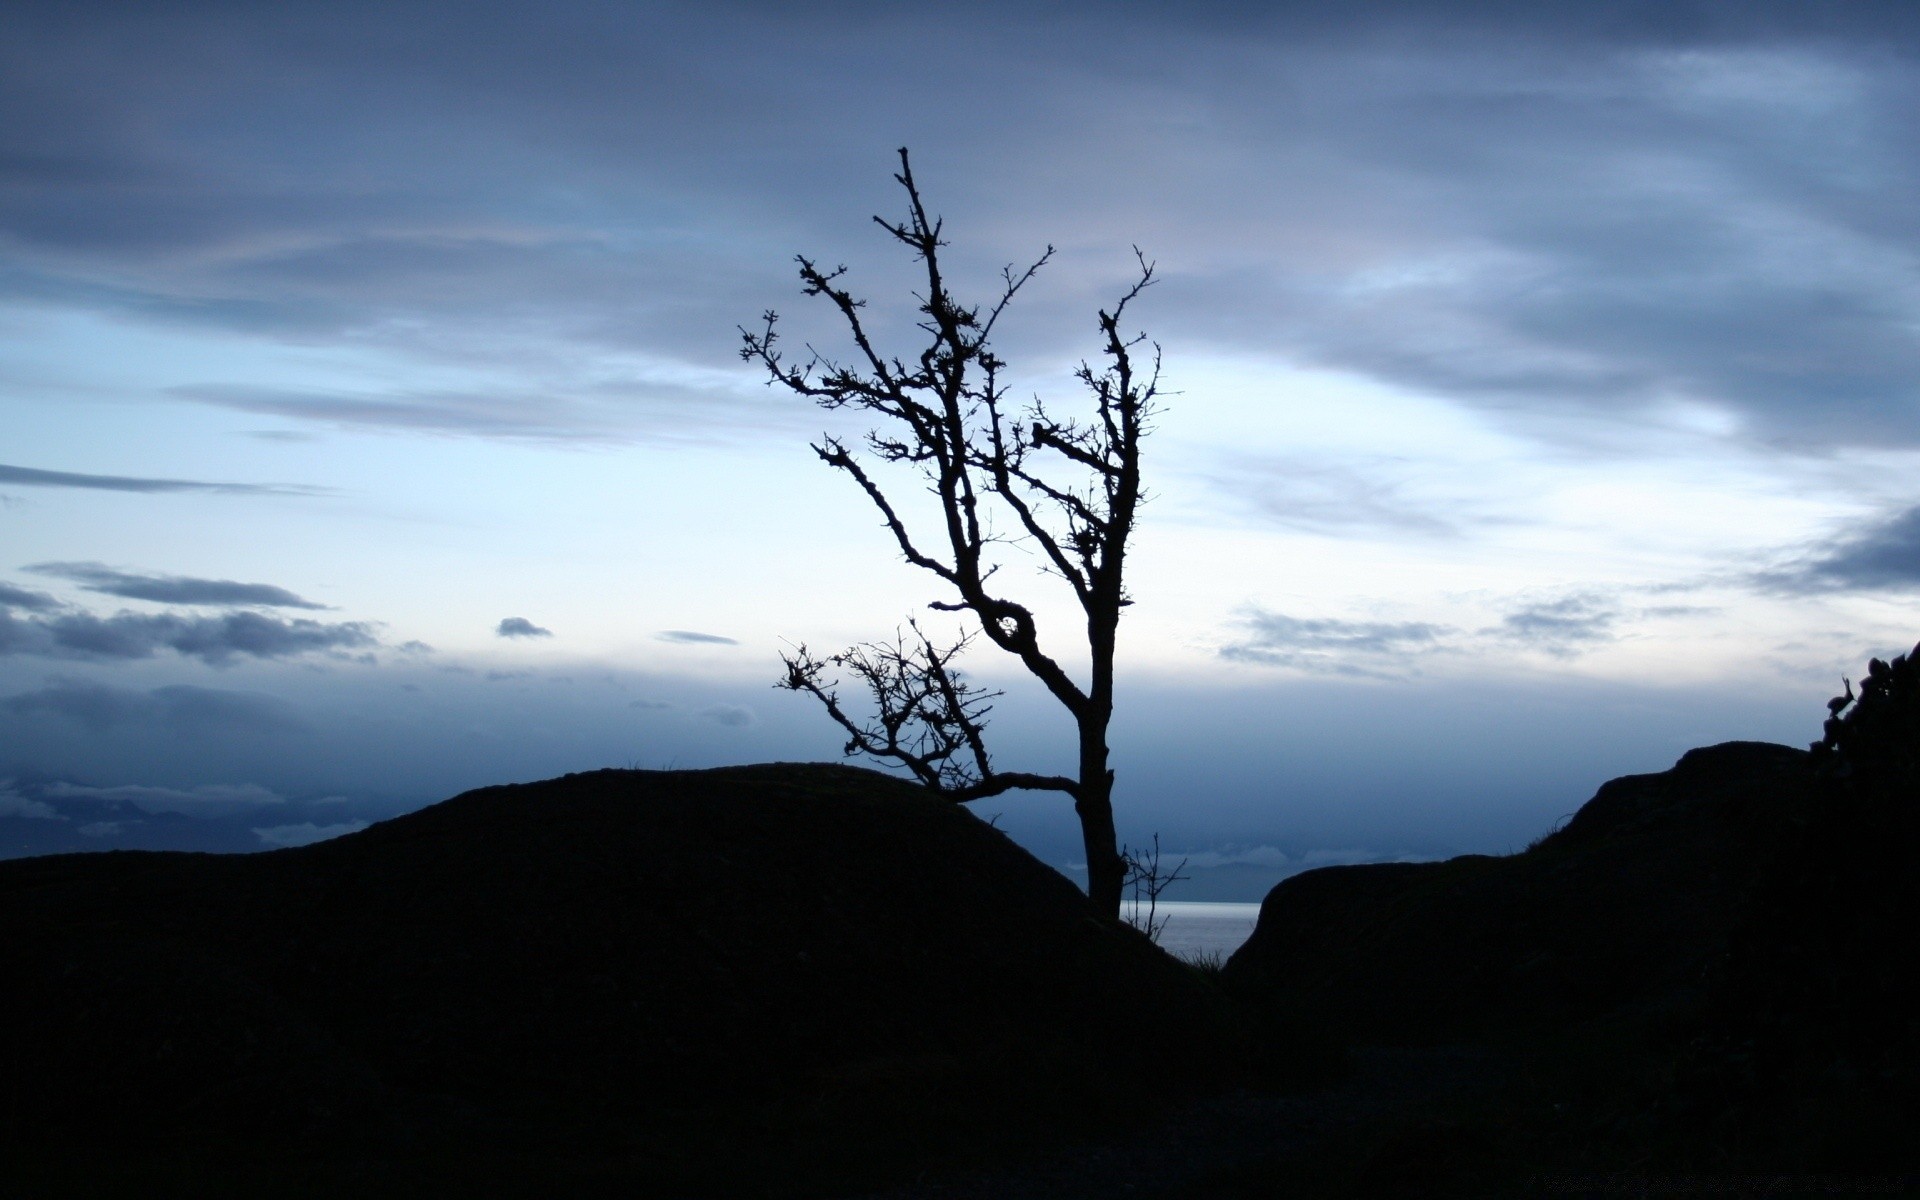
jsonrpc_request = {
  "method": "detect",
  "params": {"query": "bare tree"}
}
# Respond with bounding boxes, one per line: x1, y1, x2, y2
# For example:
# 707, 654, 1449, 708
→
1121, 834, 1191, 943
742, 148, 1160, 917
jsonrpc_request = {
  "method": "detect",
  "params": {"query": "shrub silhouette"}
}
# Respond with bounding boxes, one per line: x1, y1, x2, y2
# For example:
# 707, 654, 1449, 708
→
1693, 639, 1920, 1169
1810, 640, 1920, 795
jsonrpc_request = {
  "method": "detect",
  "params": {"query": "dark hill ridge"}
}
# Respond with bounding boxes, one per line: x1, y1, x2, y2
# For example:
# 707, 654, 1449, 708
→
8, 678, 1915, 1196
1221, 741, 1822, 1044
1, 763, 1234, 1195
1200, 652, 1920, 1186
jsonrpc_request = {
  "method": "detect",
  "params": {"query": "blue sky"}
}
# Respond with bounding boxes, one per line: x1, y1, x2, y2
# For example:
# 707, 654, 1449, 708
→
4, 2, 1918, 896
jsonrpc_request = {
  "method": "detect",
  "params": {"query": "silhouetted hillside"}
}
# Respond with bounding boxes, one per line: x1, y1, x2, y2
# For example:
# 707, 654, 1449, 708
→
1223, 740, 1821, 1044
1219, 648, 1920, 1184
1, 763, 1235, 1196
1689, 645, 1920, 1169
9, 652, 1916, 1198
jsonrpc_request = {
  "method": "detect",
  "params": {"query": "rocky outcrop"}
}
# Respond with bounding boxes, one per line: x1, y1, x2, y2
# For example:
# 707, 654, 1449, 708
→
1221, 741, 1822, 1045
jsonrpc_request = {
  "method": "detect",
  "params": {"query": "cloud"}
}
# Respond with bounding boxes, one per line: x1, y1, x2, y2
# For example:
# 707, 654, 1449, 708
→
147, 684, 309, 733
1171, 845, 1296, 871
657, 630, 739, 645
1489, 596, 1619, 657
252, 819, 368, 848
170, 384, 646, 444
0, 462, 318, 495
8, 5, 1920, 456
25, 561, 326, 608
1758, 504, 1920, 593
0, 784, 63, 820
495, 616, 552, 638
1, 678, 150, 729
45, 780, 283, 816
1218, 455, 1475, 538
1221, 610, 1451, 675
697, 702, 755, 727
0, 609, 376, 664
0, 678, 305, 733
0, 582, 60, 611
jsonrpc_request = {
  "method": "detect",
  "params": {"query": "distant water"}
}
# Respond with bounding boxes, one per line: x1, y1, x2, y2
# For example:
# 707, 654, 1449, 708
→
1121, 900, 1262, 964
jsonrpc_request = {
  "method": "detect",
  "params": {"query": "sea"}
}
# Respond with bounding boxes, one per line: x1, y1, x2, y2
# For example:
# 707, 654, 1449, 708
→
1121, 900, 1263, 965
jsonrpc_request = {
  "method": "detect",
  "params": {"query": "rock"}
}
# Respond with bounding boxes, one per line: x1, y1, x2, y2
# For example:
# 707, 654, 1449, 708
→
1220, 742, 1822, 1045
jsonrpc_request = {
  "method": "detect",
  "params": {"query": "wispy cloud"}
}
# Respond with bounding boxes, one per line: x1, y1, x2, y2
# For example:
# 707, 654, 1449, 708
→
1223, 591, 1635, 674
0, 462, 319, 496
1218, 454, 1485, 539
0, 582, 61, 612
657, 630, 738, 646
1221, 609, 1450, 676
46, 780, 284, 816
25, 561, 326, 609
1487, 595, 1619, 657
170, 383, 643, 444
0, 609, 375, 665
1756, 505, 1920, 594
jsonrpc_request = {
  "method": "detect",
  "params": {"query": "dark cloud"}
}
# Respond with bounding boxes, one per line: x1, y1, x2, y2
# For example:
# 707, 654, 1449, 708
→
495, 616, 552, 638
0, 462, 318, 495
3, 4, 1916, 456
0, 609, 376, 664
0, 678, 305, 734
1490, 596, 1619, 656
1758, 505, 1920, 593
25, 561, 326, 609
45, 780, 283, 816
0, 582, 60, 611
1222, 610, 1450, 675
0, 785, 63, 820
657, 630, 738, 645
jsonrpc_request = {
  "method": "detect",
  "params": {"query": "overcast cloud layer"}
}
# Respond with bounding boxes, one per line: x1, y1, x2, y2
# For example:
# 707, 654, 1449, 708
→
5, 3, 1919, 447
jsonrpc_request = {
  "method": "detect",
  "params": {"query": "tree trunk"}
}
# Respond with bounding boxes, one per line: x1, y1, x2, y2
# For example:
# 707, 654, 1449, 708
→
1077, 718, 1124, 917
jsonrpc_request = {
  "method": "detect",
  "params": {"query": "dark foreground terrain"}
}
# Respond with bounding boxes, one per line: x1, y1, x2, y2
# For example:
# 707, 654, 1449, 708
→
2, 764, 1237, 1197
4, 648, 1916, 1197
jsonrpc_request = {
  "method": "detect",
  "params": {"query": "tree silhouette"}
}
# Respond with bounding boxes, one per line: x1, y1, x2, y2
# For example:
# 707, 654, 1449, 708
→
742, 149, 1159, 916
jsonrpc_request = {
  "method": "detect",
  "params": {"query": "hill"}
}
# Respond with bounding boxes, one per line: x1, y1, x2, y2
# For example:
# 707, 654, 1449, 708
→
1222, 740, 1820, 1044
1215, 645, 1920, 1187
1, 763, 1235, 1196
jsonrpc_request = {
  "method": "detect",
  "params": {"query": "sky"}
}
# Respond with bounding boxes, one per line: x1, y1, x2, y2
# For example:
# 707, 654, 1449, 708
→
4, 1, 1919, 898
